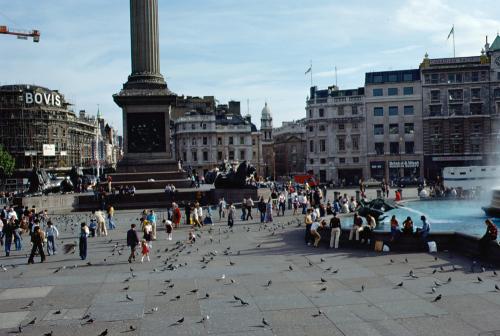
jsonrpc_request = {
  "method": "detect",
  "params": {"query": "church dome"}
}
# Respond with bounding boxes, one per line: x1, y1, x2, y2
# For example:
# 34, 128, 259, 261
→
261, 102, 272, 118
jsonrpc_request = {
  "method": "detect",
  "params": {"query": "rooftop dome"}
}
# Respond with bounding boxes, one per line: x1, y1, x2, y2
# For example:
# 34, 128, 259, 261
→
261, 102, 272, 118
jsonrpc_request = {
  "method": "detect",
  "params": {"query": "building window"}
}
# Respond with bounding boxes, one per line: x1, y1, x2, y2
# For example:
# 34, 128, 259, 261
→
319, 125, 326, 131
470, 103, 482, 115
471, 72, 479, 82
240, 136, 244, 145
252, 138, 256, 145
217, 137, 222, 145
240, 150, 245, 160
471, 143, 481, 153
338, 137, 345, 151
403, 73, 413, 81
319, 139, 326, 152
339, 158, 346, 164
430, 73, 439, 84
389, 124, 399, 134
229, 137, 233, 145
495, 88, 500, 98
452, 123, 462, 134
404, 105, 414, 115
320, 158, 326, 164
202, 123, 207, 129
388, 74, 398, 82
228, 151, 234, 160
309, 159, 314, 164
449, 104, 463, 116
217, 151, 223, 161
404, 123, 414, 134
309, 140, 314, 152
449, 89, 463, 101
388, 88, 398, 96
374, 75, 383, 83
375, 143, 384, 155
373, 88, 383, 96
472, 122, 481, 133
309, 126, 314, 132
319, 108, 324, 117
192, 138, 197, 146
390, 142, 399, 154
451, 142, 463, 153
252, 151, 256, 158
352, 106, 358, 115
182, 152, 187, 162
471, 88, 481, 100
405, 142, 414, 154
338, 106, 344, 115
352, 157, 359, 163
192, 151, 198, 161
309, 109, 313, 118
373, 107, 384, 116
191, 124, 195, 130
403, 87, 414, 95
352, 136, 359, 150
203, 137, 208, 145
352, 123, 358, 129
374, 124, 384, 135
431, 90, 440, 102
430, 105, 442, 116
338, 124, 345, 130
389, 106, 398, 116
203, 151, 208, 161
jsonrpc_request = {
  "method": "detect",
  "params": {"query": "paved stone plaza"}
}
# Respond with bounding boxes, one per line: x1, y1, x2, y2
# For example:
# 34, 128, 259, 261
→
1, 205, 499, 336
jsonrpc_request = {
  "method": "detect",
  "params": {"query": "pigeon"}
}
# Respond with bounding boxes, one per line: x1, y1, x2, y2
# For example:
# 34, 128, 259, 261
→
434, 281, 442, 287
129, 325, 137, 331
151, 307, 159, 312
53, 310, 61, 315
98, 329, 108, 336
446, 277, 452, 283
494, 271, 498, 276
432, 294, 442, 302
288, 265, 294, 271
126, 294, 134, 301
229, 261, 236, 266
320, 258, 325, 262
324, 266, 332, 272
81, 314, 90, 320
434, 256, 438, 261
432, 269, 437, 274
396, 282, 404, 288
234, 295, 241, 301
27, 317, 37, 325
308, 260, 314, 267
361, 285, 365, 292
390, 259, 394, 264
18, 324, 23, 333
431, 287, 436, 294
262, 318, 270, 326
495, 284, 500, 291
240, 299, 249, 305
205, 293, 210, 298
477, 276, 483, 283
123, 286, 130, 291
22, 300, 34, 309
312, 309, 323, 317
405, 258, 408, 263
256, 244, 261, 248
320, 277, 327, 283
43, 332, 53, 336
190, 289, 199, 293
332, 269, 339, 274
320, 287, 327, 291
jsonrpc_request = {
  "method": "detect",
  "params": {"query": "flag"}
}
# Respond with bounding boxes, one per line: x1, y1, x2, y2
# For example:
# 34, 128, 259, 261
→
447, 25, 454, 40
304, 66, 312, 75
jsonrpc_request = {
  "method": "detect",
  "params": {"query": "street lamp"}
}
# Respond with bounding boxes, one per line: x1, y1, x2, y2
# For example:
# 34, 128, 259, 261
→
399, 136, 403, 178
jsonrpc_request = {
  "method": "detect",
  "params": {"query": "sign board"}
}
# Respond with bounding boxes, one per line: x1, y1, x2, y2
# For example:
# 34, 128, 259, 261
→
60, 151, 67, 156
24, 150, 37, 156
42, 144, 56, 156
388, 160, 420, 169
24, 91, 62, 107
429, 56, 481, 66
432, 156, 482, 162
370, 161, 385, 170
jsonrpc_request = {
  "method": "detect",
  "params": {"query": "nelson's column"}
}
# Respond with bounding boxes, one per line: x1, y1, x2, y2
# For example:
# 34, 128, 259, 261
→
113, 0, 176, 172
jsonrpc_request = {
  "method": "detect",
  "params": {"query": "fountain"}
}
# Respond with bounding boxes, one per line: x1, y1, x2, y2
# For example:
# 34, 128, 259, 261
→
482, 187, 500, 217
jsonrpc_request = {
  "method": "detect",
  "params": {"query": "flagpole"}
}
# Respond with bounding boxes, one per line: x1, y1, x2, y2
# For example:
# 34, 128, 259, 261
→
452, 25, 456, 57
335, 66, 338, 87
310, 60, 313, 87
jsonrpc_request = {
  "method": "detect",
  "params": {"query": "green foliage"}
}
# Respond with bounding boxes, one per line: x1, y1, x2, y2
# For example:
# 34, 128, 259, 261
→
0, 145, 15, 177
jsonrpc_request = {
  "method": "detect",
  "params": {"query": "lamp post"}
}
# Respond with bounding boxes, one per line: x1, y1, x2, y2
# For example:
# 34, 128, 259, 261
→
399, 136, 403, 178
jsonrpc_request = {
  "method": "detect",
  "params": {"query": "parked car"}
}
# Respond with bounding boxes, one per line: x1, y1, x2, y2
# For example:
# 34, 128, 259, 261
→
396, 176, 419, 188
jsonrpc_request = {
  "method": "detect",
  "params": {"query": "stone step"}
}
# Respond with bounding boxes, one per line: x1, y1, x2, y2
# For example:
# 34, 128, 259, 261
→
110, 171, 188, 182
107, 179, 192, 190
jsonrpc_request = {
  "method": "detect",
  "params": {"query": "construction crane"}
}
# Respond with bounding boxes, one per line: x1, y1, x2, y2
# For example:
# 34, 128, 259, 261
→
0, 25, 40, 42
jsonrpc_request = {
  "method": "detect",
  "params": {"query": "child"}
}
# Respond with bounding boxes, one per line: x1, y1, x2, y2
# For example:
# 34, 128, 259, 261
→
164, 219, 173, 241
188, 229, 196, 244
89, 218, 96, 237
45, 220, 59, 256
140, 239, 150, 262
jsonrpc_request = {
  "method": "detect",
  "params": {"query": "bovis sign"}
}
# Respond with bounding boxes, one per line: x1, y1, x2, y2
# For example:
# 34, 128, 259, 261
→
24, 91, 62, 107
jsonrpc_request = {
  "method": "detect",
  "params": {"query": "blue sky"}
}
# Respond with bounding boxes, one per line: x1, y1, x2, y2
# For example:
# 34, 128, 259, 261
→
2, 0, 500, 134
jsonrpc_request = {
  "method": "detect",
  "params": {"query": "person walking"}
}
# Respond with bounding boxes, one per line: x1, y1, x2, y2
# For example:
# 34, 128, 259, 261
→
140, 239, 150, 263
278, 193, 286, 216
127, 224, 140, 263
146, 210, 157, 240
13, 219, 22, 251
27, 226, 45, 264
257, 197, 266, 223
304, 209, 313, 246
107, 205, 116, 230
93, 210, 107, 237
79, 222, 89, 260
218, 197, 226, 220
227, 202, 235, 228
143, 220, 153, 248
164, 219, 173, 240
172, 203, 181, 229
329, 212, 342, 249
3, 219, 13, 256
265, 198, 273, 223
45, 220, 59, 256
246, 197, 254, 220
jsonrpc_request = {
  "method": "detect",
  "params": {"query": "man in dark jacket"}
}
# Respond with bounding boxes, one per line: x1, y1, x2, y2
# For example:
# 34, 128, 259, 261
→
127, 224, 140, 263
28, 226, 45, 264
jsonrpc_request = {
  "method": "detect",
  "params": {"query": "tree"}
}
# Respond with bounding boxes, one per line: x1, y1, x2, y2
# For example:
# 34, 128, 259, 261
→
0, 145, 15, 179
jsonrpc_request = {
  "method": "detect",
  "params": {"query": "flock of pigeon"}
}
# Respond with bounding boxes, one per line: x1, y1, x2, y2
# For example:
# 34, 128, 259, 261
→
1, 212, 500, 335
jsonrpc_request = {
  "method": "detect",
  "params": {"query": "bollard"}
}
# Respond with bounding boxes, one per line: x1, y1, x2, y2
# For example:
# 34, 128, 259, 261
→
376, 189, 382, 198
355, 190, 360, 202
